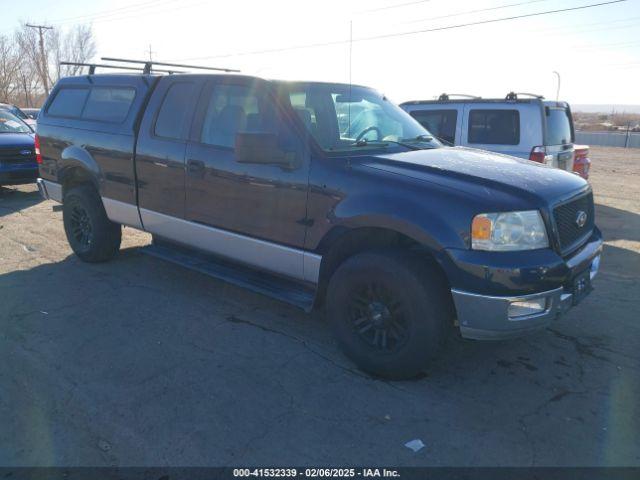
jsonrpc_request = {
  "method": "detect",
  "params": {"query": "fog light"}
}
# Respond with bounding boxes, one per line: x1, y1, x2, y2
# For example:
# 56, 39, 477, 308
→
508, 298, 546, 318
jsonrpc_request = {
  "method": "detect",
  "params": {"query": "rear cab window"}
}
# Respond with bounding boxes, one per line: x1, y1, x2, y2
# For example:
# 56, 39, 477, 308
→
545, 106, 574, 146
468, 109, 520, 145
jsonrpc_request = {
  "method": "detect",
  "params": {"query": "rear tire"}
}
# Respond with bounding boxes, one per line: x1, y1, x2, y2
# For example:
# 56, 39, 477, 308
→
63, 185, 121, 263
326, 250, 452, 379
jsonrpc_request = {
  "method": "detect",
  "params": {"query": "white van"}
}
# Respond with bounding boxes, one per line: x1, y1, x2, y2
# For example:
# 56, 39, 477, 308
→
400, 93, 576, 172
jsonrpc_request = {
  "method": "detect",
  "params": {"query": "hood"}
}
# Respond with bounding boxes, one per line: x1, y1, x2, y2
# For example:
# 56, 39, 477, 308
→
0, 132, 35, 148
358, 146, 587, 202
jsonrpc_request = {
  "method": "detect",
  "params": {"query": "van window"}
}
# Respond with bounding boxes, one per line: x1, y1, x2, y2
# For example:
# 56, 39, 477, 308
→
545, 107, 573, 145
409, 109, 457, 144
468, 109, 520, 145
82, 87, 136, 123
47, 88, 89, 118
154, 82, 196, 140
200, 83, 276, 148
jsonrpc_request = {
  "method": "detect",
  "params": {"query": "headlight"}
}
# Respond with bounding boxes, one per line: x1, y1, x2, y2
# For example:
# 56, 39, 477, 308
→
471, 210, 548, 251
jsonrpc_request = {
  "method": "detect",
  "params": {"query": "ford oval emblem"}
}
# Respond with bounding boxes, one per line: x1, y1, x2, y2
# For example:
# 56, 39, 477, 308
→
20, 149, 32, 156
576, 211, 588, 228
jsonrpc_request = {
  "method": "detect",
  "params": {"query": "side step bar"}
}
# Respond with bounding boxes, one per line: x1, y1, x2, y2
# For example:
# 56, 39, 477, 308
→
139, 243, 316, 311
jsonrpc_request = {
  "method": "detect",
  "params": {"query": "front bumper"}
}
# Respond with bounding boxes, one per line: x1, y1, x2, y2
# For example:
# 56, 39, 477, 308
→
453, 286, 574, 340
448, 230, 603, 340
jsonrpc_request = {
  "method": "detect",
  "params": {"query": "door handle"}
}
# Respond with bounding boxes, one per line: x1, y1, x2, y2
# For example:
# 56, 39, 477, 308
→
187, 159, 205, 175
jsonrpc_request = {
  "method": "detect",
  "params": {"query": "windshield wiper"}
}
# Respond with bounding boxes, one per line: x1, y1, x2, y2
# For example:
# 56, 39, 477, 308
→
350, 138, 422, 150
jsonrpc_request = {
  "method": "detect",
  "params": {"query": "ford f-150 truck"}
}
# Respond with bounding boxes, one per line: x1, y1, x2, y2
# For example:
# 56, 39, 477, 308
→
36, 71, 603, 379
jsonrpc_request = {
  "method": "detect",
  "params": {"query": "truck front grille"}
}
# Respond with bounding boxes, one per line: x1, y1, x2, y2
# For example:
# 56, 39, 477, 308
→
553, 191, 594, 254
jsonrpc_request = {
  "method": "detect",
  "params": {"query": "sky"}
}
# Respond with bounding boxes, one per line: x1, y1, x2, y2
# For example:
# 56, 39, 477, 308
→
1, 0, 639, 106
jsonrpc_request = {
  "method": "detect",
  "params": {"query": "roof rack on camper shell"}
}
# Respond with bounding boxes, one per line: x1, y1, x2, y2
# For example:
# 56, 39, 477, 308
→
60, 61, 187, 75
59, 57, 240, 76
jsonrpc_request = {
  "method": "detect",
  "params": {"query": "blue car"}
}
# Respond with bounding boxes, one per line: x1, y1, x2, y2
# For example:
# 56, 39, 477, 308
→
0, 110, 37, 186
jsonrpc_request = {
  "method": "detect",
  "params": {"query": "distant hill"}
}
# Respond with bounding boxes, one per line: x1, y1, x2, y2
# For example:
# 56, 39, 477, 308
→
573, 104, 640, 114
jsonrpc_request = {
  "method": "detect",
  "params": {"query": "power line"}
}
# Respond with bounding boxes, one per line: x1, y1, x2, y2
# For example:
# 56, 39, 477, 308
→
572, 39, 640, 50
177, 0, 628, 62
46, 0, 179, 25
358, 0, 432, 14
354, 0, 629, 42
402, 0, 550, 24
52, 0, 209, 27
534, 13, 640, 33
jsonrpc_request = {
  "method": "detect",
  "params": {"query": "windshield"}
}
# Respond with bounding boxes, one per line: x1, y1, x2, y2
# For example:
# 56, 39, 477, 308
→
0, 105, 28, 120
0, 110, 31, 133
545, 106, 573, 145
282, 83, 440, 153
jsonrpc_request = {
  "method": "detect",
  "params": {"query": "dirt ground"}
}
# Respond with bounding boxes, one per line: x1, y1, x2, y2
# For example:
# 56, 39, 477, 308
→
0, 146, 638, 466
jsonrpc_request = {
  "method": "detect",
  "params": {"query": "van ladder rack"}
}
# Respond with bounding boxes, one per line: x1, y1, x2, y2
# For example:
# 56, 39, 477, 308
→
101, 57, 240, 74
60, 61, 185, 75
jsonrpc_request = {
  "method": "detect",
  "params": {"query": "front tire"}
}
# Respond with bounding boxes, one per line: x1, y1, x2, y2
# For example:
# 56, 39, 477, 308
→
63, 185, 121, 263
326, 250, 452, 379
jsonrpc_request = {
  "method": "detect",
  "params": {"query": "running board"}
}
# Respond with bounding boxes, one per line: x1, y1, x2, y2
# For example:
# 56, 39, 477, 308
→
139, 243, 316, 311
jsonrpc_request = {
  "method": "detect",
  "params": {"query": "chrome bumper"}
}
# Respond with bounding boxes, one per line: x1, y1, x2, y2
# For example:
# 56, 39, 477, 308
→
452, 254, 601, 340
37, 178, 62, 203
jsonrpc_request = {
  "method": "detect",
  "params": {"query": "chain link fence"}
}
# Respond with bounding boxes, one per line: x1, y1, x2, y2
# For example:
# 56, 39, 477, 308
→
576, 131, 640, 148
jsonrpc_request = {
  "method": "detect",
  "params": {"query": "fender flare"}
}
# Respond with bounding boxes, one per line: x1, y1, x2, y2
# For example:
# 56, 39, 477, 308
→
59, 145, 102, 195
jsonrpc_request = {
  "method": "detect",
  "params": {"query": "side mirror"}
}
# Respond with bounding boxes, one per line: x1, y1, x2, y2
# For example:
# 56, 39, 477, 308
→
235, 132, 298, 170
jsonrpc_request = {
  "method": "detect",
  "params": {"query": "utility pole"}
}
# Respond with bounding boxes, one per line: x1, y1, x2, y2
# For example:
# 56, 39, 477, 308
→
26, 24, 53, 94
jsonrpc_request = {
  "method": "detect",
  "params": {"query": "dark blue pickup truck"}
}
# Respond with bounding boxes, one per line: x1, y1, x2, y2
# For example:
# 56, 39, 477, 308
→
36, 72, 602, 378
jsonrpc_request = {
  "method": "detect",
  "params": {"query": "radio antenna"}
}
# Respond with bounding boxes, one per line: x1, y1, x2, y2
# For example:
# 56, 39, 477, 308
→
348, 20, 353, 139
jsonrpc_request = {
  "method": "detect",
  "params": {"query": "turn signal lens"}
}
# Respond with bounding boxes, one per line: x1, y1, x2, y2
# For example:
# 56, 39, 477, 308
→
471, 215, 492, 240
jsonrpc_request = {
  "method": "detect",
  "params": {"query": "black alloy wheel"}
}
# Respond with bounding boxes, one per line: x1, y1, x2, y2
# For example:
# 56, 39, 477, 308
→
68, 203, 94, 251
348, 282, 410, 353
